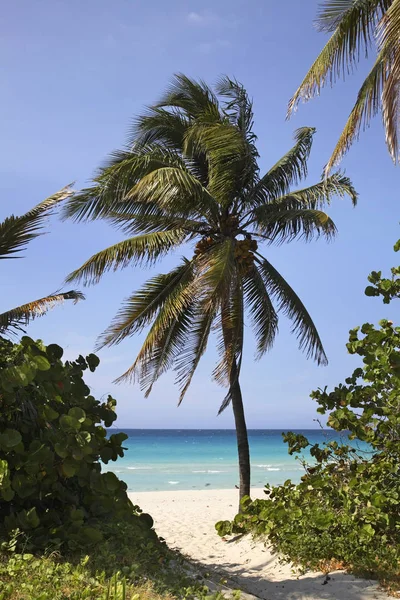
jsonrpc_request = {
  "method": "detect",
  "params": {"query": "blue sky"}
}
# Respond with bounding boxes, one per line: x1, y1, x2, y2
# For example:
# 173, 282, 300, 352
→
1, 0, 398, 429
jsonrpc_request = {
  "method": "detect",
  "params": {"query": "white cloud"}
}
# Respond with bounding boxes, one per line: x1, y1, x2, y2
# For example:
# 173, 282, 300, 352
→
187, 10, 219, 25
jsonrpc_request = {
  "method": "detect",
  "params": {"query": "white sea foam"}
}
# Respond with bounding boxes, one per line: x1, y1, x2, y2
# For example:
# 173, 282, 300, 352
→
266, 467, 280, 471
192, 470, 223, 474
168, 481, 179, 485
255, 464, 272, 468
127, 466, 152, 470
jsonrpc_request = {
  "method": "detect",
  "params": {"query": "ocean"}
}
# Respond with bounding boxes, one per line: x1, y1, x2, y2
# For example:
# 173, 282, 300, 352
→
103, 429, 359, 492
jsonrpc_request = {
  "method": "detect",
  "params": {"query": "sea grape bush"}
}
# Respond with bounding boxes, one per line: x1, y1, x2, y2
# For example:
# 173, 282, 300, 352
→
0, 335, 148, 550
216, 240, 400, 581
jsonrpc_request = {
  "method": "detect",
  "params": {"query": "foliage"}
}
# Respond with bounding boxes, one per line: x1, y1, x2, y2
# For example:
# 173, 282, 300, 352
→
0, 185, 83, 333
64, 75, 357, 497
0, 533, 209, 600
0, 335, 153, 551
216, 239, 400, 585
288, 0, 400, 174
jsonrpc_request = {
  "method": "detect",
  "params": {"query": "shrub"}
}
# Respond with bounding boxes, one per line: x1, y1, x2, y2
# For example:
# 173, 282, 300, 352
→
216, 240, 400, 584
0, 335, 151, 551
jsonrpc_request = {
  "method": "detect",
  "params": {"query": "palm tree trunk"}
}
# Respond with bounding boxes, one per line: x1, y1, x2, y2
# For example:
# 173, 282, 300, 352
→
229, 359, 251, 508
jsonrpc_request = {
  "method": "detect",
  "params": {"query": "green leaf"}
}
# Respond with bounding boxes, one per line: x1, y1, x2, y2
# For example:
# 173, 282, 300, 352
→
54, 443, 68, 458
25, 507, 40, 528
46, 344, 64, 360
313, 511, 334, 530
0, 459, 10, 486
359, 523, 375, 541
59, 415, 80, 432
62, 458, 78, 478
86, 353, 100, 372
0, 429, 22, 449
103, 471, 120, 492
33, 355, 51, 371
81, 527, 103, 543
365, 285, 379, 297
42, 405, 59, 421
68, 407, 86, 423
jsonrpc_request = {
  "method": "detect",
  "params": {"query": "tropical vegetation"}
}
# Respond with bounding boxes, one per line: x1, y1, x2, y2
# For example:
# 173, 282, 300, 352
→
0, 186, 83, 334
0, 335, 146, 550
64, 74, 357, 501
216, 239, 400, 591
0, 335, 210, 600
288, 0, 400, 174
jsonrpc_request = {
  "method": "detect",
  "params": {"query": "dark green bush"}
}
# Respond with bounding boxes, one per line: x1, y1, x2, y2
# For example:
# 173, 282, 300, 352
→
0, 335, 150, 551
216, 240, 400, 583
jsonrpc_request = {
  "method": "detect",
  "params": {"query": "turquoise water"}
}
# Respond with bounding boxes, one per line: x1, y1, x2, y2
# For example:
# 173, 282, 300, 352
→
104, 429, 360, 492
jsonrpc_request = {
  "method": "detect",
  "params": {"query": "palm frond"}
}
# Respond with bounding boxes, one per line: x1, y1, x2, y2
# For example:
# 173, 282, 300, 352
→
0, 185, 73, 259
287, 0, 388, 116
107, 211, 209, 236
316, 0, 389, 33
96, 260, 193, 348
216, 76, 260, 196
63, 147, 189, 222
254, 206, 338, 244
155, 73, 220, 119
66, 230, 186, 286
124, 166, 219, 221
272, 174, 358, 208
175, 304, 217, 405
325, 54, 387, 173
139, 301, 196, 397
114, 264, 198, 386
197, 238, 236, 308
131, 107, 190, 150
249, 128, 316, 204
0, 290, 84, 334
184, 119, 247, 206
256, 254, 328, 365
215, 281, 244, 414
378, 0, 400, 161
242, 265, 278, 358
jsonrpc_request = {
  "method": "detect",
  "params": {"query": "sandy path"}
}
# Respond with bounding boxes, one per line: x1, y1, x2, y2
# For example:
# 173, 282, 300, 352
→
129, 489, 389, 600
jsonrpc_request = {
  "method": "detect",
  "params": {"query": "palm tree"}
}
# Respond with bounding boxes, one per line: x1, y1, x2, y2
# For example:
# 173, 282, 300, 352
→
288, 0, 400, 175
65, 75, 357, 502
1, 185, 84, 333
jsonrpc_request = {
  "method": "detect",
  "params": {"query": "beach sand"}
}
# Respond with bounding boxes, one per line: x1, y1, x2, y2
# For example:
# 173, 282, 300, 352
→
129, 489, 390, 600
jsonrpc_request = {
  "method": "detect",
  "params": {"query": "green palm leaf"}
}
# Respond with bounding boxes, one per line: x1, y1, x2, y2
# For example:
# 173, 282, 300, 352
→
325, 55, 386, 173
66, 230, 186, 286
288, 0, 388, 117
0, 185, 73, 259
175, 304, 218, 405
256, 254, 328, 365
249, 128, 316, 204
271, 174, 358, 208
254, 206, 337, 243
377, 0, 400, 161
155, 73, 219, 118
0, 291, 84, 334
215, 280, 244, 414
242, 265, 278, 358
97, 260, 194, 348
114, 264, 197, 386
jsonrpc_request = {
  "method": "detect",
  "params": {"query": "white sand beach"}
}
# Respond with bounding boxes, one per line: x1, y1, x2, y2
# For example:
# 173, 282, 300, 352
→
129, 489, 390, 600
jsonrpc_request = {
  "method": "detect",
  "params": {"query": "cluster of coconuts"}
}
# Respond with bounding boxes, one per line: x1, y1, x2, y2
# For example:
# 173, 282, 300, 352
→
194, 236, 215, 256
194, 233, 258, 275
234, 238, 258, 273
